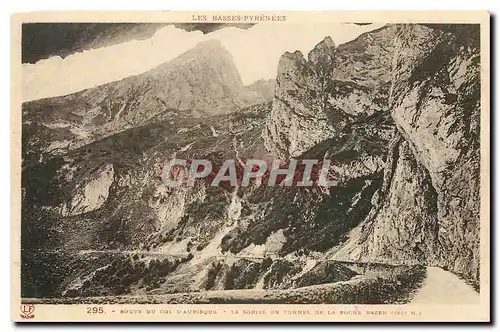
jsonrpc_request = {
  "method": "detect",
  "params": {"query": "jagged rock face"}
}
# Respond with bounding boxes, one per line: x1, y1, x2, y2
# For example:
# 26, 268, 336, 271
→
264, 27, 397, 158
246, 79, 276, 101
263, 49, 338, 158
220, 111, 394, 258
264, 24, 481, 281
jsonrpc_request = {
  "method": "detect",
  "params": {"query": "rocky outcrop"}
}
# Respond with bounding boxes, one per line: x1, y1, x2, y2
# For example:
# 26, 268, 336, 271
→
264, 24, 481, 281
333, 139, 440, 265
60, 163, 114, 216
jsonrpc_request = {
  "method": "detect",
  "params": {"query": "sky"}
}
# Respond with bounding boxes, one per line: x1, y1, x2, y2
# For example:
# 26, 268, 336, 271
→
22, 23, 384, 102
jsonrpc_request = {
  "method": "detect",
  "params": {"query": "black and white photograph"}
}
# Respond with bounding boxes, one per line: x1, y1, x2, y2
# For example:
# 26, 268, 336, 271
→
11, 11, 490, 322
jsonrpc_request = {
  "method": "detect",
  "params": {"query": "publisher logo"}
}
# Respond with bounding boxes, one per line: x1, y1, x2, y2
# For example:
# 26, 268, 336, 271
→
20, 304, 35, 319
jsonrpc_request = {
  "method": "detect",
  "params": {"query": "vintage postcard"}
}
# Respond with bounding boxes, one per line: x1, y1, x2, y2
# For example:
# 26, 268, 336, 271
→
11, 11, 490, 322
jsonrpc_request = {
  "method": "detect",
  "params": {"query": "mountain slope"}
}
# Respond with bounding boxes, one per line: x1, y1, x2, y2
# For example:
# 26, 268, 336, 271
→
262, 24, 481, 281
22, 40, 272, 162
409, 267, 479, 304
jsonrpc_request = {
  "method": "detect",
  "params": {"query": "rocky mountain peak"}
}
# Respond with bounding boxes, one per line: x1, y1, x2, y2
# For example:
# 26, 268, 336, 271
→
21, 23, 482, 302
188, 39, 225, 52
281, 50, 304, 62
307, 36, 336, 64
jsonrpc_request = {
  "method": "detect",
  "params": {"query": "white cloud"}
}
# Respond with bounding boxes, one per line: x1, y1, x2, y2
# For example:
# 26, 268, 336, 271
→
22, 23, 384, 102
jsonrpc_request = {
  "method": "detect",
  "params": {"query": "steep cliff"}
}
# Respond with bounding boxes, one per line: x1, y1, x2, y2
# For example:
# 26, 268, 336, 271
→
22, 40, 272, 163
264, 24, 481, 281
